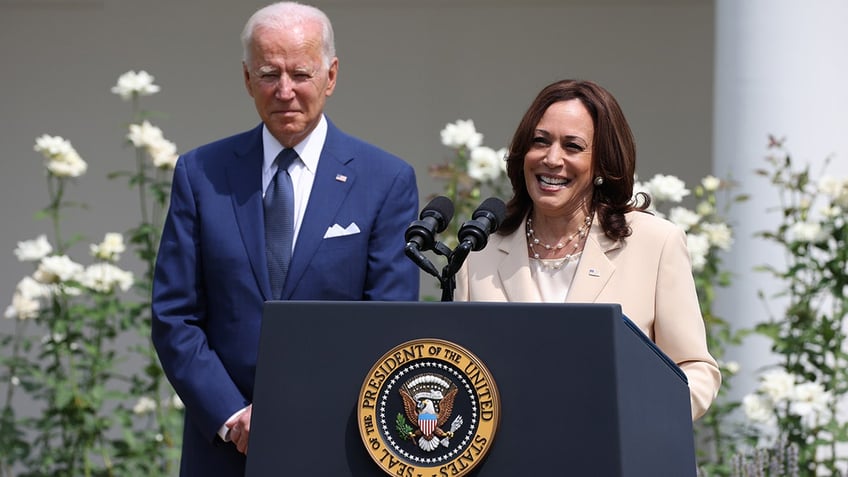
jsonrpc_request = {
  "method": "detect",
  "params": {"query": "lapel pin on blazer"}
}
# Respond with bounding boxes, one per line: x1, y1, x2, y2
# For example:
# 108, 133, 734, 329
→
335, 174, 347, 182
588, 268, 600, 277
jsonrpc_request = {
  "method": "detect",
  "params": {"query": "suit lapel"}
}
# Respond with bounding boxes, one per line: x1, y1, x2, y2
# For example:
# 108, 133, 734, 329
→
281, 123, 355, 298
567, 215, 620, 302
497, 223, 543, 302
226, 125, 273, 301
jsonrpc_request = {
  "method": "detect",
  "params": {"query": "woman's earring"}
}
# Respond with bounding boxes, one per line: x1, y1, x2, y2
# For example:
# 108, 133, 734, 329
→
594, 176, 604, 186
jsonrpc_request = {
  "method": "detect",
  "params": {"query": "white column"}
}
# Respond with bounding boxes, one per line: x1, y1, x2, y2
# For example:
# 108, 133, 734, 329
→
713, 0, 848, 397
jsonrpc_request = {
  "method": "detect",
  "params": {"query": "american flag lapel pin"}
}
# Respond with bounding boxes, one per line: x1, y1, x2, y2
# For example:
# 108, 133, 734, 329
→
588, 268, 600, 277
335, 174, 347, 182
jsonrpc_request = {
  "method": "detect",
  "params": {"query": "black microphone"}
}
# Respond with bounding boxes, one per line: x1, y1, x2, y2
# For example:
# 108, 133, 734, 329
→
443, 197, 507, 279
456, 197, 506, 251
404, 196, 454, 278
405, 196, 454, 252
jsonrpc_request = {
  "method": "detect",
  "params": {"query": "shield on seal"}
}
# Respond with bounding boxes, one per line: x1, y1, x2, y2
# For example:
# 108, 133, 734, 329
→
418, 413, 437, 437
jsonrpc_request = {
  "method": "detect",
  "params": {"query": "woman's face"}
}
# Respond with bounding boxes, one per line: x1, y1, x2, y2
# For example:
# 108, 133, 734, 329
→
523, 99, 595, 217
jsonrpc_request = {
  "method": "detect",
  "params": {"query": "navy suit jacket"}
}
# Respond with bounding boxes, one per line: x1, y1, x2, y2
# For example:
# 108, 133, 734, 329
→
151, 119, 420, 476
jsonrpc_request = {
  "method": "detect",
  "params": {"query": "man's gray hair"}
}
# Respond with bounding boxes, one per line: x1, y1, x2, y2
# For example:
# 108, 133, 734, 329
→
240, 2, 336, 68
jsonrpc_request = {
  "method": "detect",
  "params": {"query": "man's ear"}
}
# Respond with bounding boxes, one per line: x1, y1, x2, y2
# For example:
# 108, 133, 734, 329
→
324, 57, 339, 97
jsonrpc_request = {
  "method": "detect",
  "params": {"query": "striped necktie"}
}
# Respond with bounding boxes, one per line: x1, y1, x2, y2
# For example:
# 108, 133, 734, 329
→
264, 148, 298, 299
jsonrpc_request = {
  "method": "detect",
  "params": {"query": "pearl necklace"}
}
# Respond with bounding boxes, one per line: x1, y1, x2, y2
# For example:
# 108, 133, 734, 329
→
526, 214, 592, 262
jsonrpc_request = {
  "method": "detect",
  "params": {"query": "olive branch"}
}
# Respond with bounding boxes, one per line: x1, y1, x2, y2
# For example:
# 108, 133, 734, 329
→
395, 413, 414, 440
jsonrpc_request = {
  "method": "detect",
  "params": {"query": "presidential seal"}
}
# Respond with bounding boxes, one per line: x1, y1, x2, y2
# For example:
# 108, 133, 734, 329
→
358, 338, 500, 477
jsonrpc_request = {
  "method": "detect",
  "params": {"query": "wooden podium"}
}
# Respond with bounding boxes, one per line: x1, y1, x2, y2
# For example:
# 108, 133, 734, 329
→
246, 301, 696, 476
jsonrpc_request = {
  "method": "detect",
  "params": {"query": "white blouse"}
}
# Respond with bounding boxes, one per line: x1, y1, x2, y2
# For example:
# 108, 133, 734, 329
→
527, 252, 582, 302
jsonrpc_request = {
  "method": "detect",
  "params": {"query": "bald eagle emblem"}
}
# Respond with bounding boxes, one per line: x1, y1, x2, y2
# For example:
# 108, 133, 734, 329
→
396, 373, 464, 452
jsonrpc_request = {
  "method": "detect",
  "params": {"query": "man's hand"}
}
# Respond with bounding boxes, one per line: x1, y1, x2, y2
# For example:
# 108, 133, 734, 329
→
225, 404, 252, 455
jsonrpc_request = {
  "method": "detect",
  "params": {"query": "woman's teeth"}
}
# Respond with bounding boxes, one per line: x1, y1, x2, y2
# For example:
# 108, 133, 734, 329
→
539, 175, 569, 186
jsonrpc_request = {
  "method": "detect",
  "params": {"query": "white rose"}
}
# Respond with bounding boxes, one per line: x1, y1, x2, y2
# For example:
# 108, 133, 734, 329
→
127, 120, 165, 148
111, 70, 161, 100
668, 207, 700, 231
759, 369, 797, 403
34, 135, 88, 178
696, 200, 714, 217
743, 394, 775, 424
790, 381, 831, 423
33, 255, 84, 284
80, 263, 134, 293
837, 183, 848, 209
34, 134, 74, 157
127, 122, 179, 169
14, 234, 53, 262
467, 146, 502, 183
7, 278, 58, 319
16, 276, 52, 301
701, 222, 733, 251
646, 174, 690, 203
723, 361, 740, 375
701, 175, 721, 192
440, 119, 483, 149
686, 233, 709, 272
148, 138, 179, 170
789, 221, 828, 243
132, 396, 157, 415
90, 232, 126, 262
820, 205, 842, 220
817, 175, 844, 198
4, 291, 40, 320
818, 176, 848, 208
46, 150, 88, 178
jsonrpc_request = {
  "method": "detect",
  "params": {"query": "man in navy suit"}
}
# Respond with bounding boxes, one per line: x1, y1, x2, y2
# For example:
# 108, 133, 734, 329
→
151, 2, 420, 475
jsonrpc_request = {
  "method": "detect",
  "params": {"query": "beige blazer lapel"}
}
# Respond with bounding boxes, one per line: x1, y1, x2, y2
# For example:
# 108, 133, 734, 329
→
496, 224, 542, 302
567, 218, 621, 302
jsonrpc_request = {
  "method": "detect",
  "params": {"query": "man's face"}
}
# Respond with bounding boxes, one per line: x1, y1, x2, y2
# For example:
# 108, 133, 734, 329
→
243, 22, 337, 148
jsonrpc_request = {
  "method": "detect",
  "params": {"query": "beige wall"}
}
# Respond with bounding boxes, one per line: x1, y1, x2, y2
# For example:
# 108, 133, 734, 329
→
0, 0, 713, 312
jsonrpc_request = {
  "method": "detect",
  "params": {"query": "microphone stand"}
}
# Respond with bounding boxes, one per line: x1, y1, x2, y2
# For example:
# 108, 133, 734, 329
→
439, 273, 455, 302
428, 241, 459, 302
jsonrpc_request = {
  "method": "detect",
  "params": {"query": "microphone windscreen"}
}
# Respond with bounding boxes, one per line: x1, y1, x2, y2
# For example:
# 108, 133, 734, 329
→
474, 197, 507, 227
421, 196, 455, 232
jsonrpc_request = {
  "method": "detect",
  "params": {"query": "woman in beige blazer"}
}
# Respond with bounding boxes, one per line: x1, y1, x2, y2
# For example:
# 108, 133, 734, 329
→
454, 79, 720, 420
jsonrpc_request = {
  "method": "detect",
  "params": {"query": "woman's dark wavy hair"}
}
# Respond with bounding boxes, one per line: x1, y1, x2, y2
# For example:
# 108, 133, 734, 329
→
500, 79, 651, 241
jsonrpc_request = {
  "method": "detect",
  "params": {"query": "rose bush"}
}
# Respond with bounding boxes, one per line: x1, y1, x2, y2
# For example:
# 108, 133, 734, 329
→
1, 70, 182, 477
737, 137, 848, 476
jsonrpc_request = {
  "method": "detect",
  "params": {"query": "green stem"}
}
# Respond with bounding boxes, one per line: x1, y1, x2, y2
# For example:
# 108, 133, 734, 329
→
3, 319, 28, 408
47, 175, 66, 254
708, 417, 724, 469
136, 148, 151, 229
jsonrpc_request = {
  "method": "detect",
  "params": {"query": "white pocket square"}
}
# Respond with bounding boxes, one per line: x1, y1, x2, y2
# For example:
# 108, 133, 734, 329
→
323, 222, 361, 239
